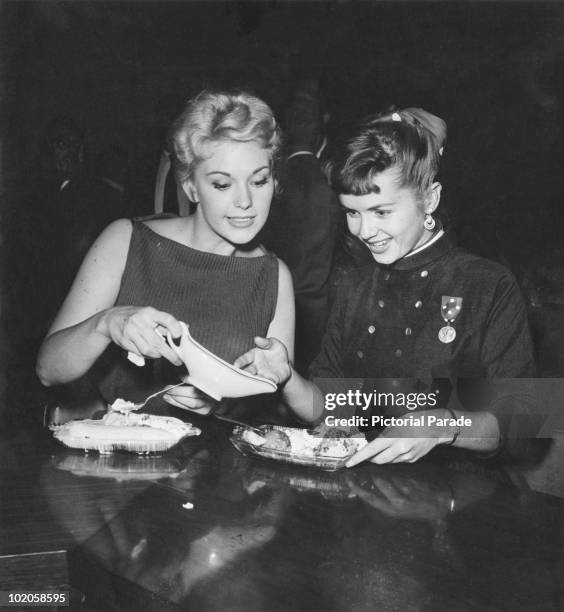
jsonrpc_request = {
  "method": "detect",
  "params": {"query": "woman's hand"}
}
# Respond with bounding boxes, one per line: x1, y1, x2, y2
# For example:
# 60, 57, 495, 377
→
346, 435, 440, 467
98, 306, 183, 366
163, 385, 216, 415
346, 410, 455, 467
233, 337, 292, 385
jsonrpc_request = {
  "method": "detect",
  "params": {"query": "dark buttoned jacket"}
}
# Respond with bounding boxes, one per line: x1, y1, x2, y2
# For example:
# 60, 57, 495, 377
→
311, 234, 538, 441
313, 233, 535, 381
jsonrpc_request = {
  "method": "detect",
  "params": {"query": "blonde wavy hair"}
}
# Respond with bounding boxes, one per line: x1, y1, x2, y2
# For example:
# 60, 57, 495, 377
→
169, 90, 282, 188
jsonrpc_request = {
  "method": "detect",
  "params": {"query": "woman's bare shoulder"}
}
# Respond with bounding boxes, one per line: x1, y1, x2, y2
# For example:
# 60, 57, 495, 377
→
275, 257, 294, 296
103, 217, 133, 237
276, 256, 291, 278
90, 218, 134, 259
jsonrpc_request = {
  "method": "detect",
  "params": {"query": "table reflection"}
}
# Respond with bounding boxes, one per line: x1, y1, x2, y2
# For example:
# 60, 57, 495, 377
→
51, 451, 184, 482
33, 423, 561, 612
0, 403, 548, 611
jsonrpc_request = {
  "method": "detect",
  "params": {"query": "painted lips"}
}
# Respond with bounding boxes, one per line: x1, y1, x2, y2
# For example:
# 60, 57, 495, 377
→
227, 216, 255, 228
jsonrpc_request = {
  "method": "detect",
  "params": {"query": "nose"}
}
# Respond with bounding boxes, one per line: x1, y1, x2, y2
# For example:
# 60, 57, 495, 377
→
234, 184, 253, 210
358, 215, 378, 241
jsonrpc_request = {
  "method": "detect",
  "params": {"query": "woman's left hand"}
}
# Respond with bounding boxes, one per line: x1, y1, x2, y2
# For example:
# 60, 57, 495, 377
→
163, 385, 216, 415
346, 410, 455, 467
233, 336, 292, 385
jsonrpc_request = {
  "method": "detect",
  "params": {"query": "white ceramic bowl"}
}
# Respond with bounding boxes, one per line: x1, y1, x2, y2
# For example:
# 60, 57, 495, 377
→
168, 322, 278, 401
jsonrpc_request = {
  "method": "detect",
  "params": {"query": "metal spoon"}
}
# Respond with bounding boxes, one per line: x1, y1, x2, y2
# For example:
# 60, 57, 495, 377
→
115, 382, 187, 413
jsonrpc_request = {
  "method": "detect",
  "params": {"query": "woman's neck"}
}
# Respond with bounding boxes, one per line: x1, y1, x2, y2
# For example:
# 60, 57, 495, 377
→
187, 215, 235, 255
405, 228, 444, 258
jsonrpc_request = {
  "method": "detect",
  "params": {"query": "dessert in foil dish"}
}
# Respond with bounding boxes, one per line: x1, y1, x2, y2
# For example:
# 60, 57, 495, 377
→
51, 398, 201, 454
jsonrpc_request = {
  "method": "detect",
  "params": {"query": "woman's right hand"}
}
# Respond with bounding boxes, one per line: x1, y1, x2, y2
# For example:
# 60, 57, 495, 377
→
98, 306, 184, 366
233, 337, 292, 386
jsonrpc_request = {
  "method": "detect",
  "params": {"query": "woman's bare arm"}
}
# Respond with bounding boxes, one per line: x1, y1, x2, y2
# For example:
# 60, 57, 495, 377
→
36, 219, 182, 385
235, 260, 324, 423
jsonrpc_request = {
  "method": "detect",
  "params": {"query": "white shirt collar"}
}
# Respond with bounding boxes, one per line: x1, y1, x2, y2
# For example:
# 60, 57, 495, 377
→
405, 229, 445, 258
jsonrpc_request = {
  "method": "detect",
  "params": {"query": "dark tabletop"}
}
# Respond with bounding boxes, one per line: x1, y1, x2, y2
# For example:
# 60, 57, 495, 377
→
1, 400, 563, 612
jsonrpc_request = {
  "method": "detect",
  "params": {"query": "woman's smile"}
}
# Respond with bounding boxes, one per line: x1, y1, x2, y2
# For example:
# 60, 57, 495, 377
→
365, 237, 392, 253
226, 215, 256, 228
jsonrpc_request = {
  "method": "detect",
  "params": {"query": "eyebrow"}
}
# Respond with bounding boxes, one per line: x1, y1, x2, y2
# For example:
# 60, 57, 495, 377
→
340, 202, 395, 212
205, 165, 270, 177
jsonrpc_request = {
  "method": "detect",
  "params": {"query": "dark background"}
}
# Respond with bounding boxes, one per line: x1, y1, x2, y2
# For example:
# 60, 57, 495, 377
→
0, 0, 562, 421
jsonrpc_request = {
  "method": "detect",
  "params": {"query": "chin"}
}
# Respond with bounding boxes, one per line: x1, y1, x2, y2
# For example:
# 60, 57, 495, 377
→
372, 252, 398, 265
226, 229, 262, 247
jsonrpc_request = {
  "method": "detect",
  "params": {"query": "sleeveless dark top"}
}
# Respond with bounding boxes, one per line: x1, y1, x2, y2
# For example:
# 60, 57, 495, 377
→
98, 220, 279, 403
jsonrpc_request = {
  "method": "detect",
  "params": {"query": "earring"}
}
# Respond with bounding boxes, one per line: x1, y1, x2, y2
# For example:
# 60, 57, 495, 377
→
424, 213, 436, 231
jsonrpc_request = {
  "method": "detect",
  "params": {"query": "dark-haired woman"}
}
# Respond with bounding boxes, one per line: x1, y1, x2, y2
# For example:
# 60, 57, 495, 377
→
235, 108, 536, 464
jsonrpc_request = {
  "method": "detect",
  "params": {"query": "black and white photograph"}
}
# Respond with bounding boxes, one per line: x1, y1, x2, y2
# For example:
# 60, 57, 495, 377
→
0, 1, 563, 610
